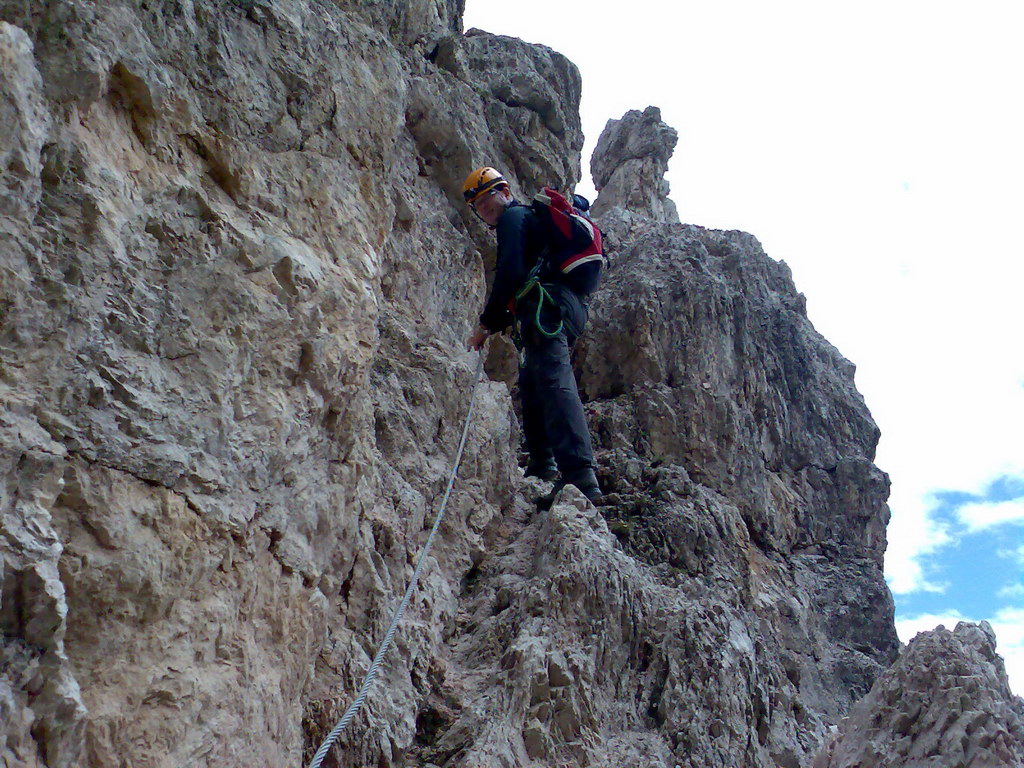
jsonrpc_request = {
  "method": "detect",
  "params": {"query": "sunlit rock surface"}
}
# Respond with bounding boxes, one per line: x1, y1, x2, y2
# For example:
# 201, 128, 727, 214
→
590, 105, 679, 224
812, 622, 1024, 767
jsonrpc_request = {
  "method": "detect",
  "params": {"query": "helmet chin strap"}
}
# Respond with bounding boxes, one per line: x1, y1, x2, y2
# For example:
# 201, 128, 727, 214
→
471, 206, 497, 228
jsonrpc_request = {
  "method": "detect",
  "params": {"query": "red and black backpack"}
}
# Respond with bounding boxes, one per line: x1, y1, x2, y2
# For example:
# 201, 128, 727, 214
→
530, 187, 604, 297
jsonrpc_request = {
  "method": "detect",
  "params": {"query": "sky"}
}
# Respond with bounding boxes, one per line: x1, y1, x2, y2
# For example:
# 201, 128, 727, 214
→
464, 0, 1024, 692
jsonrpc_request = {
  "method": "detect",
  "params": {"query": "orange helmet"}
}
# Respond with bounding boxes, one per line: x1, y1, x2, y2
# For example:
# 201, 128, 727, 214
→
462, 167, 508, 205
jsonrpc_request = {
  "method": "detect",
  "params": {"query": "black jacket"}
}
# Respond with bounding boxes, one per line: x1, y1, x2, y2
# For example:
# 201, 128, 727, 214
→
479, 203, 545, 332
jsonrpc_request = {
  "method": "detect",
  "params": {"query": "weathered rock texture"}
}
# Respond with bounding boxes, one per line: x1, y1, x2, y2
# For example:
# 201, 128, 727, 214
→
590, 105, 678, 224
0, 2, 1016, 768
568, 109, 899, 766
813, 622, 1024, 767
0, 2, 573, 765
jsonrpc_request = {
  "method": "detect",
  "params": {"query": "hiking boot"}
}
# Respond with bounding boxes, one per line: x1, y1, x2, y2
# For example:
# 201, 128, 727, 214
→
535, 471, 601, 510
535, 481, 563, 511
524, 459, 558, 482
568, 480, 601, 502
565, 469, 601, 502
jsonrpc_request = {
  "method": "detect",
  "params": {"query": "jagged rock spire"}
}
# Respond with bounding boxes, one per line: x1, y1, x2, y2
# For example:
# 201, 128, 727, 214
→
590, 105, 680, 223
812, 621, 1024, 767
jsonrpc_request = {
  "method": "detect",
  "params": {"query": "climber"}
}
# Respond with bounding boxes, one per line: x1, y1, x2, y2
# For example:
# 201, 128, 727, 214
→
462, 166, 602, 503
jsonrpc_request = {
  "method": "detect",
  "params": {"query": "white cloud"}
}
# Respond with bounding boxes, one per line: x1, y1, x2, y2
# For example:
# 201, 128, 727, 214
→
896, 609, 1024, 696
895, 611, 971, 644
990, 608, 1024, 696
958, 499, 1024, 532
998, 582, 1024, 601
1000, 545, 1024, 567
885, 481, 1024, 595
884, 490, 952, 595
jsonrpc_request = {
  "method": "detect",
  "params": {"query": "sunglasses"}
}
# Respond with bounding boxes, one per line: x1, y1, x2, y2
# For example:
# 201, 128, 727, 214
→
464, 178, 505, 205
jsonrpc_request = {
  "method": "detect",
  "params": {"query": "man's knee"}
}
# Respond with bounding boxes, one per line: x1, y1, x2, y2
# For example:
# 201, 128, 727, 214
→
528, 353, 574, 391
524, 332, 569, 365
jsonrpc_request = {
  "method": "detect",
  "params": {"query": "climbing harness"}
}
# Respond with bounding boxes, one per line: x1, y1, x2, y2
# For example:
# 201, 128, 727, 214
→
307, 353, 486, 768
512, 263, 564, 345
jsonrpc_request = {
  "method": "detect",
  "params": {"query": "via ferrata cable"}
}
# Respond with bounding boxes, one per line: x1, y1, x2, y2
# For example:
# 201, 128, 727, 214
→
307, 352, 485, 768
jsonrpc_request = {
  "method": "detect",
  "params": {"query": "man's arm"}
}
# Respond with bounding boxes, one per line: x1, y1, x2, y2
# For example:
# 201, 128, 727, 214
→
479, 205, 532, 332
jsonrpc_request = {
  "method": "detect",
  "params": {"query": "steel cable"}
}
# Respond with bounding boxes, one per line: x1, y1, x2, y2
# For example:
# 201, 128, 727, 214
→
307, 353, 485, 768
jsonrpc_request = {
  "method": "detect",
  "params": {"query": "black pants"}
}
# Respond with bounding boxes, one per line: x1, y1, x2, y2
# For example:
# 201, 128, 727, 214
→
518, 283, 596, 481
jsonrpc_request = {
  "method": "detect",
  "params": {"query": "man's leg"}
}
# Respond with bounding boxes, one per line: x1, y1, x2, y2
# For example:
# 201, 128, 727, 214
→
519, 351, 558, 480
523, 331, 599, 497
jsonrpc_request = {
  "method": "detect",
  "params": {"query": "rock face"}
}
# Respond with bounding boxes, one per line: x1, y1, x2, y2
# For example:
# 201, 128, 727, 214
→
0, 2, 568, 765
590, 105, 679, 224
813, 622, 1024, 767
0, 3, 1015, 768
571, 109, 898, 766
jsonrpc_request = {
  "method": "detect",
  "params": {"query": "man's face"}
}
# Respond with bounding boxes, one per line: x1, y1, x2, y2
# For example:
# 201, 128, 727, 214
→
474, 188, 509, 228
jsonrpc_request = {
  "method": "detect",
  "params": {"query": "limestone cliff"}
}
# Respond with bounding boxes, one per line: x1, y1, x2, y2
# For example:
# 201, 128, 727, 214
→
0, 3, 1018, 768
813, 622, 1024, 767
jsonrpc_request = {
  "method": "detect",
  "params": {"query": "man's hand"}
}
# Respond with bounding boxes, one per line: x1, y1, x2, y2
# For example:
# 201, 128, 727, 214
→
467, 325, 490, 351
